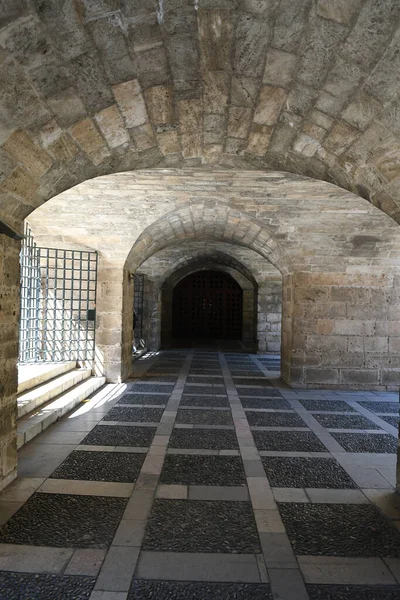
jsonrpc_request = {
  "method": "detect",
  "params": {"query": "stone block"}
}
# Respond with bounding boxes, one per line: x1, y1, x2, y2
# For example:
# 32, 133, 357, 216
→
340, 369, 380, 385
233, 15, 270, 76
227, 107, 252, 139
145, 85, 174, 126
263, 49, 297, 88
113, 79, 148, 128
317, 0, 364, 25
254, 86, 287, 126
69, 119, 110, 166
230, 76, 259, 108
198, 9, 233, 71
203, 71, 229, 114
95, 105, 130, 149
323, 120, 360, 156
69, 51, 113, 113
305, 368, 339, 384
135, 46, 170, 88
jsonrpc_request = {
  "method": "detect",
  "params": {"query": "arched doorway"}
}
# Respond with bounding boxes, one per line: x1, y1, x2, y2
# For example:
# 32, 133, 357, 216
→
172, 270, 243, 341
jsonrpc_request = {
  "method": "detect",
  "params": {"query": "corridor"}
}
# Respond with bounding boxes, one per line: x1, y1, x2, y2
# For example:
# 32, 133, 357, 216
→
0, 350, 400, 599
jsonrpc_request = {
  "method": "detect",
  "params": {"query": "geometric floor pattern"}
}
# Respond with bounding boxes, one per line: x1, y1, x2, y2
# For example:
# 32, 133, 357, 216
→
0, 350, 399, 600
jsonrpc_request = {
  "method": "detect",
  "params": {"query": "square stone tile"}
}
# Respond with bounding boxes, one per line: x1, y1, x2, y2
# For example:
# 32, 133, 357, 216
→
176, 409, 233, 426
331, 433, 397, 453
359, 402, 399, 414
0, 572, 95, 599
131, 384, 174, 394
380, 415, 399, 427
241, 397, 288, 409
299, 399, 355, 412
247, 411, 307, 428
81, 425, 156, 447
142, 499, 261, 553
253, 431, 328, 452
169, 428, 238, 450
262, 457, 357, 489
313, 414, 381, 430
103, 407, 164, 423
160, 454, 246, 486
117, 394, 169, 405
128, 580, 272, 599
0, 493, 127, 548
279, 503, 400, 557
184, 385, 227, 396
50, 451, 145, 483
307, 584, 400, 599
180, 395, 230, 407
238, 388, 282, 397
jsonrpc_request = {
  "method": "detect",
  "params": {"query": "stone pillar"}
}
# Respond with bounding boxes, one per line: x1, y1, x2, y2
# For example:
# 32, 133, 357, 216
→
283, 271, 400, 390
0, 235, 19, 492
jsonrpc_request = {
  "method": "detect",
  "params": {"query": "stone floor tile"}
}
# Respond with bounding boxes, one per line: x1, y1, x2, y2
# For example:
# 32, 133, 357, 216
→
135, 551, 264, 582
95, 546, 140, 592
112, 519, 147, 547
384, 559, 400, 584
361, 489, 400, 519
305, 489, 369, 504
254, 509, 285, 533
259, 532, 297, 568
307, 583, 400, 599
243, 460, 266, 477
247, 477, 276, 509
188, 485, 249, 501
269, 568, 310, 600
65, 549, 106, 577
124, 490, 155, 521
156, 484, 188, 499
272, 487, 310, 503
0, 502, 23, 526
298, 556, 396, 584
38, 479, 134, 497
0, 544, 73, 573
90, 592, 127, 600
0, 477, 45, 503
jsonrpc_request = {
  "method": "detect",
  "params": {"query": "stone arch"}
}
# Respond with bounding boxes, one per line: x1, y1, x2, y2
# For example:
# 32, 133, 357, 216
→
160, 258, 258, 351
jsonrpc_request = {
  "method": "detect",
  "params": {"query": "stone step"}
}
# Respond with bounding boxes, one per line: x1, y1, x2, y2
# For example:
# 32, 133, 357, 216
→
17, 368, 92, 419
17, 361, 77, 394
17, 376, 106, 449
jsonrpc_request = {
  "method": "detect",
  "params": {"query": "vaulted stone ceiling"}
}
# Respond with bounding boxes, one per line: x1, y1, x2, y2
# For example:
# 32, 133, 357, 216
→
1, 0, 400, 231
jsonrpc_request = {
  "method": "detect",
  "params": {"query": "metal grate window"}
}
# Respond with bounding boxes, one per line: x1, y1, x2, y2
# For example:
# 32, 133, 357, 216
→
19, 225, 98, 364
133, 274, 145, 342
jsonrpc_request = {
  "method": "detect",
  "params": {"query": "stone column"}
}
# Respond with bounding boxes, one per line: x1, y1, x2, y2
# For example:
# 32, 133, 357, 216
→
0, 235, 19, 492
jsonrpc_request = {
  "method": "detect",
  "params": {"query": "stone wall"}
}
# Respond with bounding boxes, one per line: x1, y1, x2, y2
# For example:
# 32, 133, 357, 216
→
0, 235, 19, 492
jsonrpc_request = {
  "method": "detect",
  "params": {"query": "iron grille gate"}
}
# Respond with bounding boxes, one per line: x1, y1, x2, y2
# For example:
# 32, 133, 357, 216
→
19, 225, 98, 364
133, 274, 145, 342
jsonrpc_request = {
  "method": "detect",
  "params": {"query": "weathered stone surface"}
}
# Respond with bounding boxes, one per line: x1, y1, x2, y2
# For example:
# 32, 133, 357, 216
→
95, 105, 130, 149
254, 86, 287, 126
113, 79, 148, 128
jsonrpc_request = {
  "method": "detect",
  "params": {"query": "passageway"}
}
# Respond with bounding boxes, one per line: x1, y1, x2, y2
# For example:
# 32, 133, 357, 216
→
0, 350, 399, 599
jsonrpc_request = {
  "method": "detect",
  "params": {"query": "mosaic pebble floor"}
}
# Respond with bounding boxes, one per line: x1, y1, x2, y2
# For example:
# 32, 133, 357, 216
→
0, 350, 399, 600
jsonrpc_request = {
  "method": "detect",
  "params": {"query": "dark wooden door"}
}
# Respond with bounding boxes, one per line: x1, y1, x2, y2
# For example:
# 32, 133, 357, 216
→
172, 270, 243, 339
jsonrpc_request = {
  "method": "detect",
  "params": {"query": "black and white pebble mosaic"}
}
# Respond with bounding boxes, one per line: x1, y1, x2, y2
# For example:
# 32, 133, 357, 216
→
160, 454, 246, 486
279, 503, 400, 557
50, 451, 145, 483
117, 394, 169, 405
247, 411, 307, 428
358, 402, 399, 414
237, 387, 282, 397
299, 399, 355, 412
130, 384, 174, 393
102, 406, 164, 423
241, 397, 289, 410
128, 580, 272, 600
379, 415, 399, 427
184, 385, 227, 395
262, 456, 357, 489
142, 499, 261, 553
0, 572, 95, 600
312, 414, 380, 430
307, 584, 400, 599
253, 430, 328, 452
180, 395, 230, 407
169, 428, 238, 450
81, 425, 156, 447
0, 493, 127, 548
176, 408, 233, 426
331, 433, 397, 453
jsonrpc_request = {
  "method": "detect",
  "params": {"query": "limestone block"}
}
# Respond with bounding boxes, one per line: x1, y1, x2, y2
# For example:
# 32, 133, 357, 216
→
230, 76, 259, 108
113, 79, 148, 128
4, 130, 53, 178
204, 115, 225, 145
69, 119, 110, 165
272, 0, 311, 53
254, 86, 287, 126
323, 121, 360, 156
198, 9, 233, 71
305, 368, 339, 384
317, 0, 364, 25
136, 46, 171, 88
233, 14, 270, 76
95, 105, 130, 148
340, 369, 380, 385
227, 107, 252, 139
145, 85, 175, 126
0, 167, 38, 200
203, 71, 229, 114
48, 133, 79, 163
131, 123, 156, 152
68, 51, 113, 112
47, 87, 87, 128
157, 130, 180, 155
